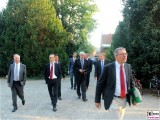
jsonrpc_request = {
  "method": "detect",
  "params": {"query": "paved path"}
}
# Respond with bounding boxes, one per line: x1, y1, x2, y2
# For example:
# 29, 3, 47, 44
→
0, 71, 160, 120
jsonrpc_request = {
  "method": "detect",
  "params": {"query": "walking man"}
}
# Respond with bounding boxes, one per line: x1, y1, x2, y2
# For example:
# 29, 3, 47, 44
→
73, 51, 88, 102
85, 53, 92, 89
55, 54, 65, 100
94, 53, 109, 81
44, 54, 61, 111
95, 47, 136, 120
68, 52, 77, 89
7, 54, 26, 112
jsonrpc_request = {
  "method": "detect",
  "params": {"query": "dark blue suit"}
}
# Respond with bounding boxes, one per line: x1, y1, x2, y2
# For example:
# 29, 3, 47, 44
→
73, 58, 88, 100
44, 62, 60, 107
95, 62, 134, 110
86, 58, 92, 88
69, 58, 76, 88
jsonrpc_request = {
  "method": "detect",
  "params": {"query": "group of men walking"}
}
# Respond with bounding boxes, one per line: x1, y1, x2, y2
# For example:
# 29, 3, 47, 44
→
7, 47, 137, 120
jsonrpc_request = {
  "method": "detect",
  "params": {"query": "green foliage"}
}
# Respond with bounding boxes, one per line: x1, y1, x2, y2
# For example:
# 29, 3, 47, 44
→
53, 0, 98, 55
0, 0, 67, 77
111, 0, 160, 85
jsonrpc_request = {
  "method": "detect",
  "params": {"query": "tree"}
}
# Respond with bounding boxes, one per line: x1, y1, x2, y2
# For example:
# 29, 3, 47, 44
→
53, 0, 98, 55
0, 0, 67, 77
111, 0, 160, 86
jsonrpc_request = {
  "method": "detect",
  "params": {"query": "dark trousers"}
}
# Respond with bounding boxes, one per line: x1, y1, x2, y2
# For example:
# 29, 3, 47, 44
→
86, 72, 91, 89
47, 79, 58, 107
11, 81, 24, 108
70, 72, 77, 88
58, 78, 61, 97
77, 76, 86, 100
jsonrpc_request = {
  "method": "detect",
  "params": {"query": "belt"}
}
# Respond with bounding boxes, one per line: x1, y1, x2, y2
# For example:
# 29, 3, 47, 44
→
50, 78, 57, 80
114, 95, 121, 98
13, 80, 20, 82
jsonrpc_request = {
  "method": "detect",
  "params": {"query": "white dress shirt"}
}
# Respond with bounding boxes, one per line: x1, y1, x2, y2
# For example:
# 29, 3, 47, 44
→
14, 63, 20, 81
114, 61, 127, 96
49, 62, 57, 79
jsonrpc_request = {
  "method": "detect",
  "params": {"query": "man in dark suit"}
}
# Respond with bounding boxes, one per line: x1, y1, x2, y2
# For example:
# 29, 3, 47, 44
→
7, 54, 26, 112
73, 51, 88, 102
54, 54, 65, 100
95, 47, 136, 120
68, 52, 77, 89
44, 54, 61, 112
94, 53, 109, 81
85, 53, 92, 89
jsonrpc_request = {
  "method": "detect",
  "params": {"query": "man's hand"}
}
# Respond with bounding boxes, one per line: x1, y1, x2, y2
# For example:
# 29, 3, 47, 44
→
95, 77, 97, 80
95, 102, 101, 108
79, 69, 83, 73
133, 101, 137, 106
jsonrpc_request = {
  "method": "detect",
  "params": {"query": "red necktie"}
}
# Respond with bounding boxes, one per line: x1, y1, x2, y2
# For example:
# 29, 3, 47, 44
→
120, 65, 126, 98
50, 63, 54, 79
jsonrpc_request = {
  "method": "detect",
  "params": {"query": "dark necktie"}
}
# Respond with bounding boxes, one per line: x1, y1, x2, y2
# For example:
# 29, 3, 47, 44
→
120, 65, 126, 98
50, 63, 54, 79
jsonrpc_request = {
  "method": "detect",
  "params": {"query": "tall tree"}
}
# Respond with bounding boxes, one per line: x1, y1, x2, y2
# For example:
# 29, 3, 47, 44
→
111, 0, 160, 84
53, 0, 98, 54
0, 0, 67, 77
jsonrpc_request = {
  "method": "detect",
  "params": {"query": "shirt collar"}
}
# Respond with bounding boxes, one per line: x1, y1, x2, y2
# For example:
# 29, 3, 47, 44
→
15, 62, 20, 65
115, 61, 124, 68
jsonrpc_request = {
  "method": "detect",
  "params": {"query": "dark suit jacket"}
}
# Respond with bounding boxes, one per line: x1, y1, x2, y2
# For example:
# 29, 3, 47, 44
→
57, 61, 65, 79
94, 59, 109, 79
73, 58, 88, 81
44, 63, 61, 83
95, 62, 134, 110
7, 63, 26, 87
68, 58, 75, 73
87, 58, 92, 73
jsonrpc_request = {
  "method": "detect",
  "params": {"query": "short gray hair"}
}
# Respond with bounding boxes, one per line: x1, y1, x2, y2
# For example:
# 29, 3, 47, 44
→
114, 47, 126, 57
79, 51, 85, 55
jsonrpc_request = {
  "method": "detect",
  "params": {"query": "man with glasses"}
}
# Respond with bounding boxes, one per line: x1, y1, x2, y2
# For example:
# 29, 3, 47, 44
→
95, 47, 136, 120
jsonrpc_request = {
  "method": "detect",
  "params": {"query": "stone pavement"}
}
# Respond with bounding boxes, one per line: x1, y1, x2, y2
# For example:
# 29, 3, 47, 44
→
0, 71, 160, 120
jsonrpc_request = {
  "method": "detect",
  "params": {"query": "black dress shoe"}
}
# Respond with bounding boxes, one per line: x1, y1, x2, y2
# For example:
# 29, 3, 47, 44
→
71, 86, 73, 89
74, 87, 76, 90
12, 107, 17, 112
22, 100, 25, 105
58, 97, 62, 100
53, 107, 57, 111
83, 98, 88, 102
78, 96, 81, 99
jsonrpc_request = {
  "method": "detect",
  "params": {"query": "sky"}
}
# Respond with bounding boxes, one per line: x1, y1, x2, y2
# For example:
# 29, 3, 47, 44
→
0, 0, 123, 49
89, 0, 123, 50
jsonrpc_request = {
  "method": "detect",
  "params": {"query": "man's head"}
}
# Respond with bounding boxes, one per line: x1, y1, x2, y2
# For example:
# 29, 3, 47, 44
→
79, 51, 85, 59
114, 47, 128, 65
54, 54, 59, 62
99, 53, 106, 60
73, 52, 77, 58
49, 54, 55, 63
14, 54, 20, 64
85, 53, 89, 59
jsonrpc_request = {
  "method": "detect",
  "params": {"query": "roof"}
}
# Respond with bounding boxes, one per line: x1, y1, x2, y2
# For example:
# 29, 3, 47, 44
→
101, 34, 112, 45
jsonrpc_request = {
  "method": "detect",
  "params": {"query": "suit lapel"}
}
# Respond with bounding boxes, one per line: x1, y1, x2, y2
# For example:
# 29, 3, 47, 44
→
124, 63, 129, 87
113, 62, 116, 86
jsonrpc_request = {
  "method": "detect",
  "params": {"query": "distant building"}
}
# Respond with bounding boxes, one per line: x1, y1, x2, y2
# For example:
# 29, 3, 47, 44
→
100, 34, 112, 52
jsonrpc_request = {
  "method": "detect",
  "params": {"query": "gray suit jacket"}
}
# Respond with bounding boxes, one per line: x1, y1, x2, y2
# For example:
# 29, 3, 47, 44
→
7, 63, 26, 87
95, 62, 134, 110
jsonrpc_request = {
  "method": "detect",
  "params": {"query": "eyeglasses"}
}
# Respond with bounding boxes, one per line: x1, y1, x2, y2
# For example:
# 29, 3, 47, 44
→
117, 53, 128, 56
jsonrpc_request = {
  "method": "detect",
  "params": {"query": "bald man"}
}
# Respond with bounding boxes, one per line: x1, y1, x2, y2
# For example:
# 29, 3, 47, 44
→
7, 54, 26, 112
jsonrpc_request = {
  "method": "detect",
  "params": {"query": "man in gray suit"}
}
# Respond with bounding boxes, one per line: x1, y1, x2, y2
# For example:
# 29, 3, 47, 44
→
95, 47, 136, 120
7, 54, 26, 112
